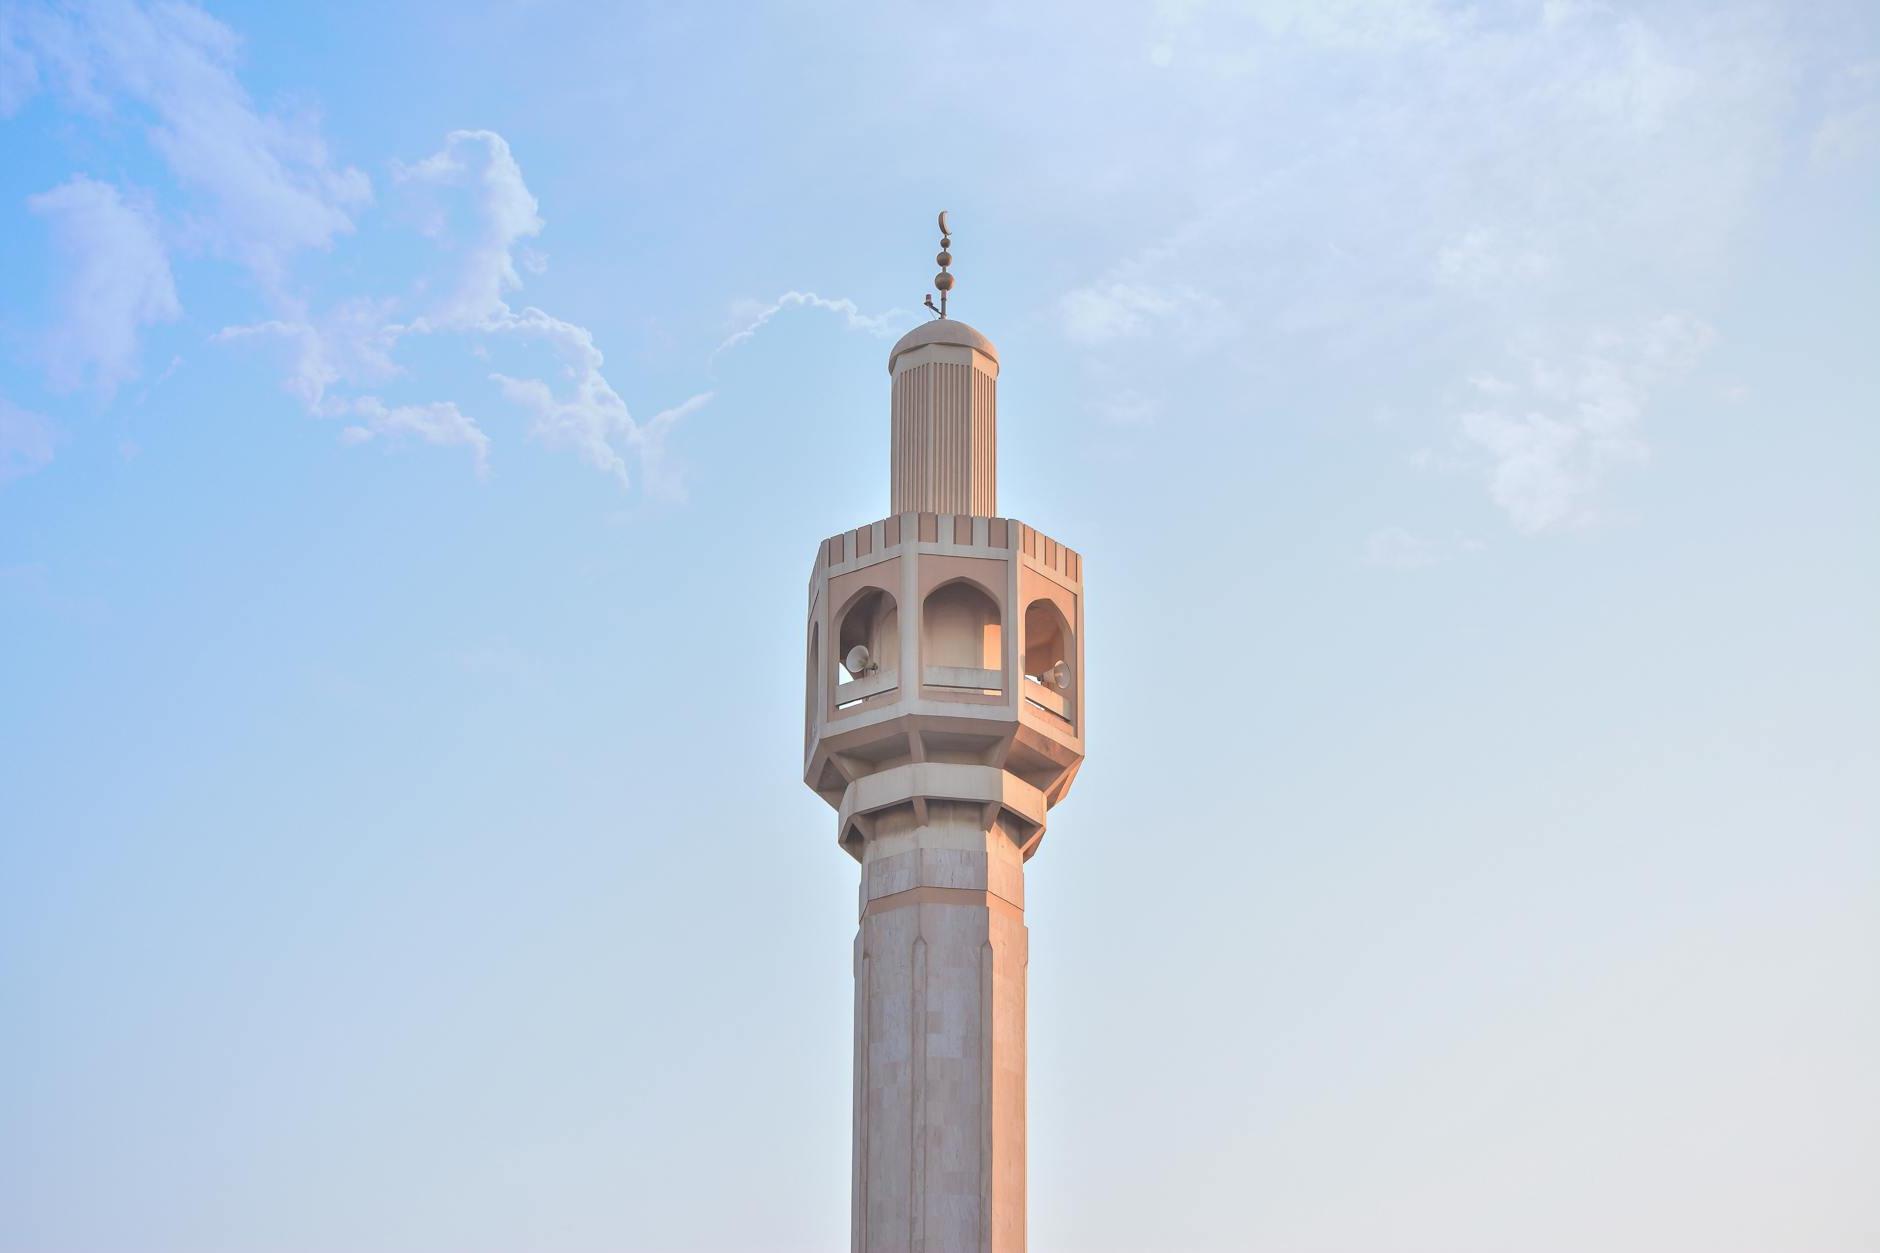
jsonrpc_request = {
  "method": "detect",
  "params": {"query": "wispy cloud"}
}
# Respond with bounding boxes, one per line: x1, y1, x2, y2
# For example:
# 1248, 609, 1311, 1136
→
715, 291, 909, 357
488, 309, 674, 489
633, 392, 715, 502
28, 175, 180, 396
1452, 315, 1715, 533
393, 131, 710, 491
212, 127, 708, 489
1060, 280, 1233, 347
1065, 0, 1803, 536
10, 4, 707, 492
211, 298, 403, 413
334, 396, 490, 477
10, 0, 369, 286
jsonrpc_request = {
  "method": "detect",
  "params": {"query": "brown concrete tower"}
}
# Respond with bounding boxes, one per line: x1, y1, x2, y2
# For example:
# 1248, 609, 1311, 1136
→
803, 215, 1085, 1251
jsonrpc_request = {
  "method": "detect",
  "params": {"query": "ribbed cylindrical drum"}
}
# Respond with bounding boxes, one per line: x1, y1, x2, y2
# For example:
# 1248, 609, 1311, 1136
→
888, 319, 1000, 516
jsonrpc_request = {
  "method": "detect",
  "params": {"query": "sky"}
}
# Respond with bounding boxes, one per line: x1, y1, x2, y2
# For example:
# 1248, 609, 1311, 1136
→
1, 1, 1876, 1249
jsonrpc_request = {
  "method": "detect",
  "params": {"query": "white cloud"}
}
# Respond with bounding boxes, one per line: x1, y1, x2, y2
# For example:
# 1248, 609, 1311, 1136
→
1061, 283, 1172, 343
335, 396, 490, 476
1062, 1, 1800, 537
207, 126, 703, 490
394, 130, 543, 328
0, 397, 57, 483
1059, 281, 1228, 346
634, 392, 716, 502
216, 306, 488, 475
1458, 408, 1587, 534
715, 291, 908, 357
489, 317, 635, 485
390, 130, 704, 490
12, 0, 370, 286
488, 308, 712, 495
213, 298, 402, 412
1456, 315, 1714, 533
28, 175, 180, 395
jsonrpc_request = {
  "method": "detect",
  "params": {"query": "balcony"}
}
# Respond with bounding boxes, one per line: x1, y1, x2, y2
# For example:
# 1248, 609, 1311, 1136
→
1022, 674, 1071, 721
923, 665, 1003, 693
835, 670, 898, 710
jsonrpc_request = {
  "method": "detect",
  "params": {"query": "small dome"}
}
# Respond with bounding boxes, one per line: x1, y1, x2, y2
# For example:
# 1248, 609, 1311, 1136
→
888, 319, 999, 374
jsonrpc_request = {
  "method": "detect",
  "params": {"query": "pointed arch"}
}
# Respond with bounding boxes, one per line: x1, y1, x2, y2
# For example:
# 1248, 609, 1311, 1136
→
922, 577, 1003, 691
832, 585, 901, 709
1022, 597, 1075, 721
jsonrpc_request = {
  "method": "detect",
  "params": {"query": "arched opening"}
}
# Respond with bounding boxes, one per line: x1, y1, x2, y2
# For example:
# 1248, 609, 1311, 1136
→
922, 579, 1003, 692
834, 587, 899, 709
837, 588, 898, 680
1022, 598, 1075, 721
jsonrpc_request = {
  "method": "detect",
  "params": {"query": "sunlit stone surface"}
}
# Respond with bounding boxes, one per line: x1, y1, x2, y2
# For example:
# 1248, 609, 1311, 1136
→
804, 312, 1086, 1250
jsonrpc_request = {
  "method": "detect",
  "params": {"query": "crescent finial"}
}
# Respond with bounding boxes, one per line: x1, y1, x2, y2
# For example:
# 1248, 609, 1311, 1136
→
928, 211, 954, 319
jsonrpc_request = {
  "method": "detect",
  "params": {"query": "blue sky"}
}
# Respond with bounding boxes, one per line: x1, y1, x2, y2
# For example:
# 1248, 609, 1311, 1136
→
2, 1, 1876, 1249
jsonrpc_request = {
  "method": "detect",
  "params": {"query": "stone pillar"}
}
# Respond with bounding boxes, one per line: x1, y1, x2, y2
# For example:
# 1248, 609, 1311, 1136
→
852, 803, 1028, 1251
807, 314, 1085, 1252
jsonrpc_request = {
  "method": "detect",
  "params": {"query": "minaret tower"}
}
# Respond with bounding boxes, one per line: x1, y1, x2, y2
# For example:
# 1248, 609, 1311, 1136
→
803, 214, 1086, 1251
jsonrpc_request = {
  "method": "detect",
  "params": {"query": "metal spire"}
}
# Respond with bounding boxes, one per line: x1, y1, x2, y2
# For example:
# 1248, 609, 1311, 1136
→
923, 210, 953, 320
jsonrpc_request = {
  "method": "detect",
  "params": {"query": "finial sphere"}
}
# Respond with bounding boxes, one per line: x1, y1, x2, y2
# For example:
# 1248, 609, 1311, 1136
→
937, 250, 952, 267
935, 272, 954, 291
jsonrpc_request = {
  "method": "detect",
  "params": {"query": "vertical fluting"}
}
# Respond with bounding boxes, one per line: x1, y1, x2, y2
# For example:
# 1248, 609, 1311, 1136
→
890, 353, 996, 516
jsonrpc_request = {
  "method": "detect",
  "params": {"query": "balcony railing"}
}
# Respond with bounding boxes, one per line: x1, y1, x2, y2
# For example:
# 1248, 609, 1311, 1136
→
923, 665, 1003, 693
835, 670, 898, 709
1022, 675, 1072, 721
